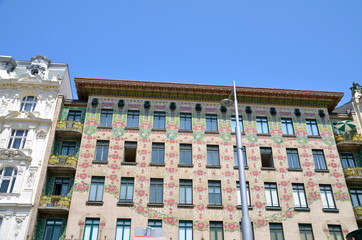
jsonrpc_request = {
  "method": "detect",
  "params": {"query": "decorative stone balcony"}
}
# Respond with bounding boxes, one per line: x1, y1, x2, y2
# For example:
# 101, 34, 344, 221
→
335, 133, 362, 151
343, 167, 362, 183
353, 206, 362, 221
39, 195, 71, 213
48, 155, 77, 173
56, 120, 83, 138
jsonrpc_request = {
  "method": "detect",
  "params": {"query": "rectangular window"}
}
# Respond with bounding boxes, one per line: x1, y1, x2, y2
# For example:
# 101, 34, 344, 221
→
299, 224, 314, 240
206, 114, 218, 132
127, 110, 139, 128
207, 145, 220, 166
124, 142, 137, 163
43, 219, 63, 240
234, 146, 247, 168
341, 154, 355, 169
149, 179, 163, 204
148, 219, 162, 228
53, 178, 70, 196
312, 150, 327, 170
89, 177, 104, 202
179, 220, 193, 240
320, 185, 336, 209
153, 112, 166, 129
237, 181, 250, 206
292, 184, 308, 208
60, 141, 76, 156
67, 110, 82, 122
261, 147, 274, 168
100, 109, 113, 127
209, 221, 224, 240
179, 180, 193, 205
8, 130, 28, 149
256, 117, 269, 134
119, 178, 134, 203
265, 183, 279, 207
83, 218, 100, 240
115, 219, 131, 240
95, 140, 109, 162
270, 223, 284, 240
328, 225, 343, 240
350, 188, 362, 207
231, 115, 244, 133
151, 143, 165, 164
208, 180, 222, 205
180, 144, 192, 165
287, 149, 300, 169
306, 119, 319, 136
180, 113, 192, 130
281, 118, 294, 135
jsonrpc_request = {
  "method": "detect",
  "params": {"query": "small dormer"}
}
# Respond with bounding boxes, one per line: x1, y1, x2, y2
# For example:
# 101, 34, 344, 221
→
26, 55, 51, 78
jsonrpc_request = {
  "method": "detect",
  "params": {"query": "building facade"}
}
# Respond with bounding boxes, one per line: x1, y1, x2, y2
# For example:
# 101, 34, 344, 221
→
53, 78, 357, 240
0, 55, 71, 240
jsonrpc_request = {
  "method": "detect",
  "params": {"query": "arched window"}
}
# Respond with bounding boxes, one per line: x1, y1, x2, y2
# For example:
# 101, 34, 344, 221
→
0, 167, 17, 193
20, 96, 37, 111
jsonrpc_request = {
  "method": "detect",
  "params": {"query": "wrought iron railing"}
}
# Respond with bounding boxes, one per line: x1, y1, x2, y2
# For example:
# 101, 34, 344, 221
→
56, 121, 83, 132
343, 167, 362, 178
353, 206, 362, 218
40, 195, 71, 209
48, 155, 78, 167
335, 132, 362, 143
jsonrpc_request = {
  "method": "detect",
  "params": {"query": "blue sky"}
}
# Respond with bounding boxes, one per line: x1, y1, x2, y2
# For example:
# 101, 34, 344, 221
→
1, 0, 361, 106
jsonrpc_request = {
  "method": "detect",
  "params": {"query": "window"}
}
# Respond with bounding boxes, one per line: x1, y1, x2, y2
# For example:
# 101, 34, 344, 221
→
20, 96, 37, 111
281, 118, 294, 135
260, 147, 274, 168
180, 113, 192, 130
0, 167, 17, 193
209, 221, 224, 240
127, 110, 139, 128
306, 119, 319, 136
115, 219, 131, 240
256, 117, 269, 134
292, 184, 307, 208
341, 154, 355, 169
148, 219, 162, 228
95, 140, 109, 162
179, 221, 193, 240
100, 109, 113, 127
350, 188, 362, 207
206, 114, 218, 132
234, 146, 247, 168
237, 181, 251, 206
53, 178, 70, 196
180, 144, 192, 165
287, 149, 300, 169
208, 180, 222, 205
231, 115, 244, 133
299, 224, 314, 240
60, 141, 76, 156
151, 143, 165, 164
119, 178, 134, 203
320, 185, 336, 209
83, 218, 100, 240
207, 145, 220, 166
265, 183, 279, 207
8, 130, 28, 149
312, 150, 327, 170
149, 179, 163, 204
43, 219, 63, 240
89, 177, 104, 202
124, 142, 137, 163
179, 180, 193, 205
328, 225, 343, 240
153, 112, 166, 129
67, 110, 82, 122
269, 223, 284, 240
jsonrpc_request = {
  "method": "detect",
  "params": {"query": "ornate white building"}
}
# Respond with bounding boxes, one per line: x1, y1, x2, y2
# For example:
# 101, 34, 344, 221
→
0, 55, 71, 239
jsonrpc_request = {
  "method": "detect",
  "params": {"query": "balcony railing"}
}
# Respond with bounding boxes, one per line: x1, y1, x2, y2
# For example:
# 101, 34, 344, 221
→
56, 121, 83, 132
343, 167, 362, 181
335, 132, 362, 143
353, 206, 362, 219
40, 195, 71, 209
49, 155, 78, 168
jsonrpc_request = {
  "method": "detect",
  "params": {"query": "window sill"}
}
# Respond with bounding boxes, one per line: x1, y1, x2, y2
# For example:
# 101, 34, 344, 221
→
205, 131, 219, 134
125, 127, 139, 131
237, 205, 253, 210
152, 129, 166, 132
294, 207, 310, 212
265, 206, 282, 211
261, 167, 276, 171
121, 162, 137, 166
233, 166, 249, 170
178, 130, 193, 133
288, 168, 303, 172
86, 201, 103, 206
231, 132, 245, 135
323, 208, 339, 213
206, 165, 221, 169
207, 204, 224, 209
97, 126, 112, 129
147, 203, 164, 208
315, 169, 329, 173
177, 204, 194, 208
149, 163, 165, 167
178, 164, 194, 168
308, 135, 321, 138
92, 160, 108, 165
257, 133, 271, 136
282, 134, 296, 137
117, 202, 134, 207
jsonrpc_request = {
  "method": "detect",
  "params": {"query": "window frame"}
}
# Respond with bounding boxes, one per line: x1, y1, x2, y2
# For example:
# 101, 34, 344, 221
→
20, 96, 37, 112
60, 141, 77, 156
149, 179, 163, 204
306, 119, 319, 136
208, 180, 222, 206
180, 113, 192, 130
260, 147, 274, 168
286, 148, 301, 169
209, 221, 224, 240
237, 181, 251, 206
179, 220, 193, 240
153, 112, 166, 129
115, 219, 131, 240
312, 149, 327, 170
206, 114, 218, 132
298, 224, 314, 240
67, 110, 82, 122
281, 118, 294, 135
53, 178, 70, 196
350, 188, 362, 207
124, 141, 137, 163
328, 225, 344, 240
8, 129, 28, 149
179, 179, 193, 205
292, 183, 308, 208
119, 178, 134, 203
207, 145, 220, 166
256, 117, 269, 134
265, 182, 279, 207
0, 167, 17, 193
95, 140, 109, 162
320, 184, 336, 209
340, 154, 356, 169
43, 219, 63, 240
179, 144, 192, 165
100, 109, 113, 127
126, 110, 140, 128
231, 115, 244, 133
83, 218, 100, 240
269, 223, 285, 240
88, 177, 105, 202
151, 143, 165, 165
148, 219, 162, 228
